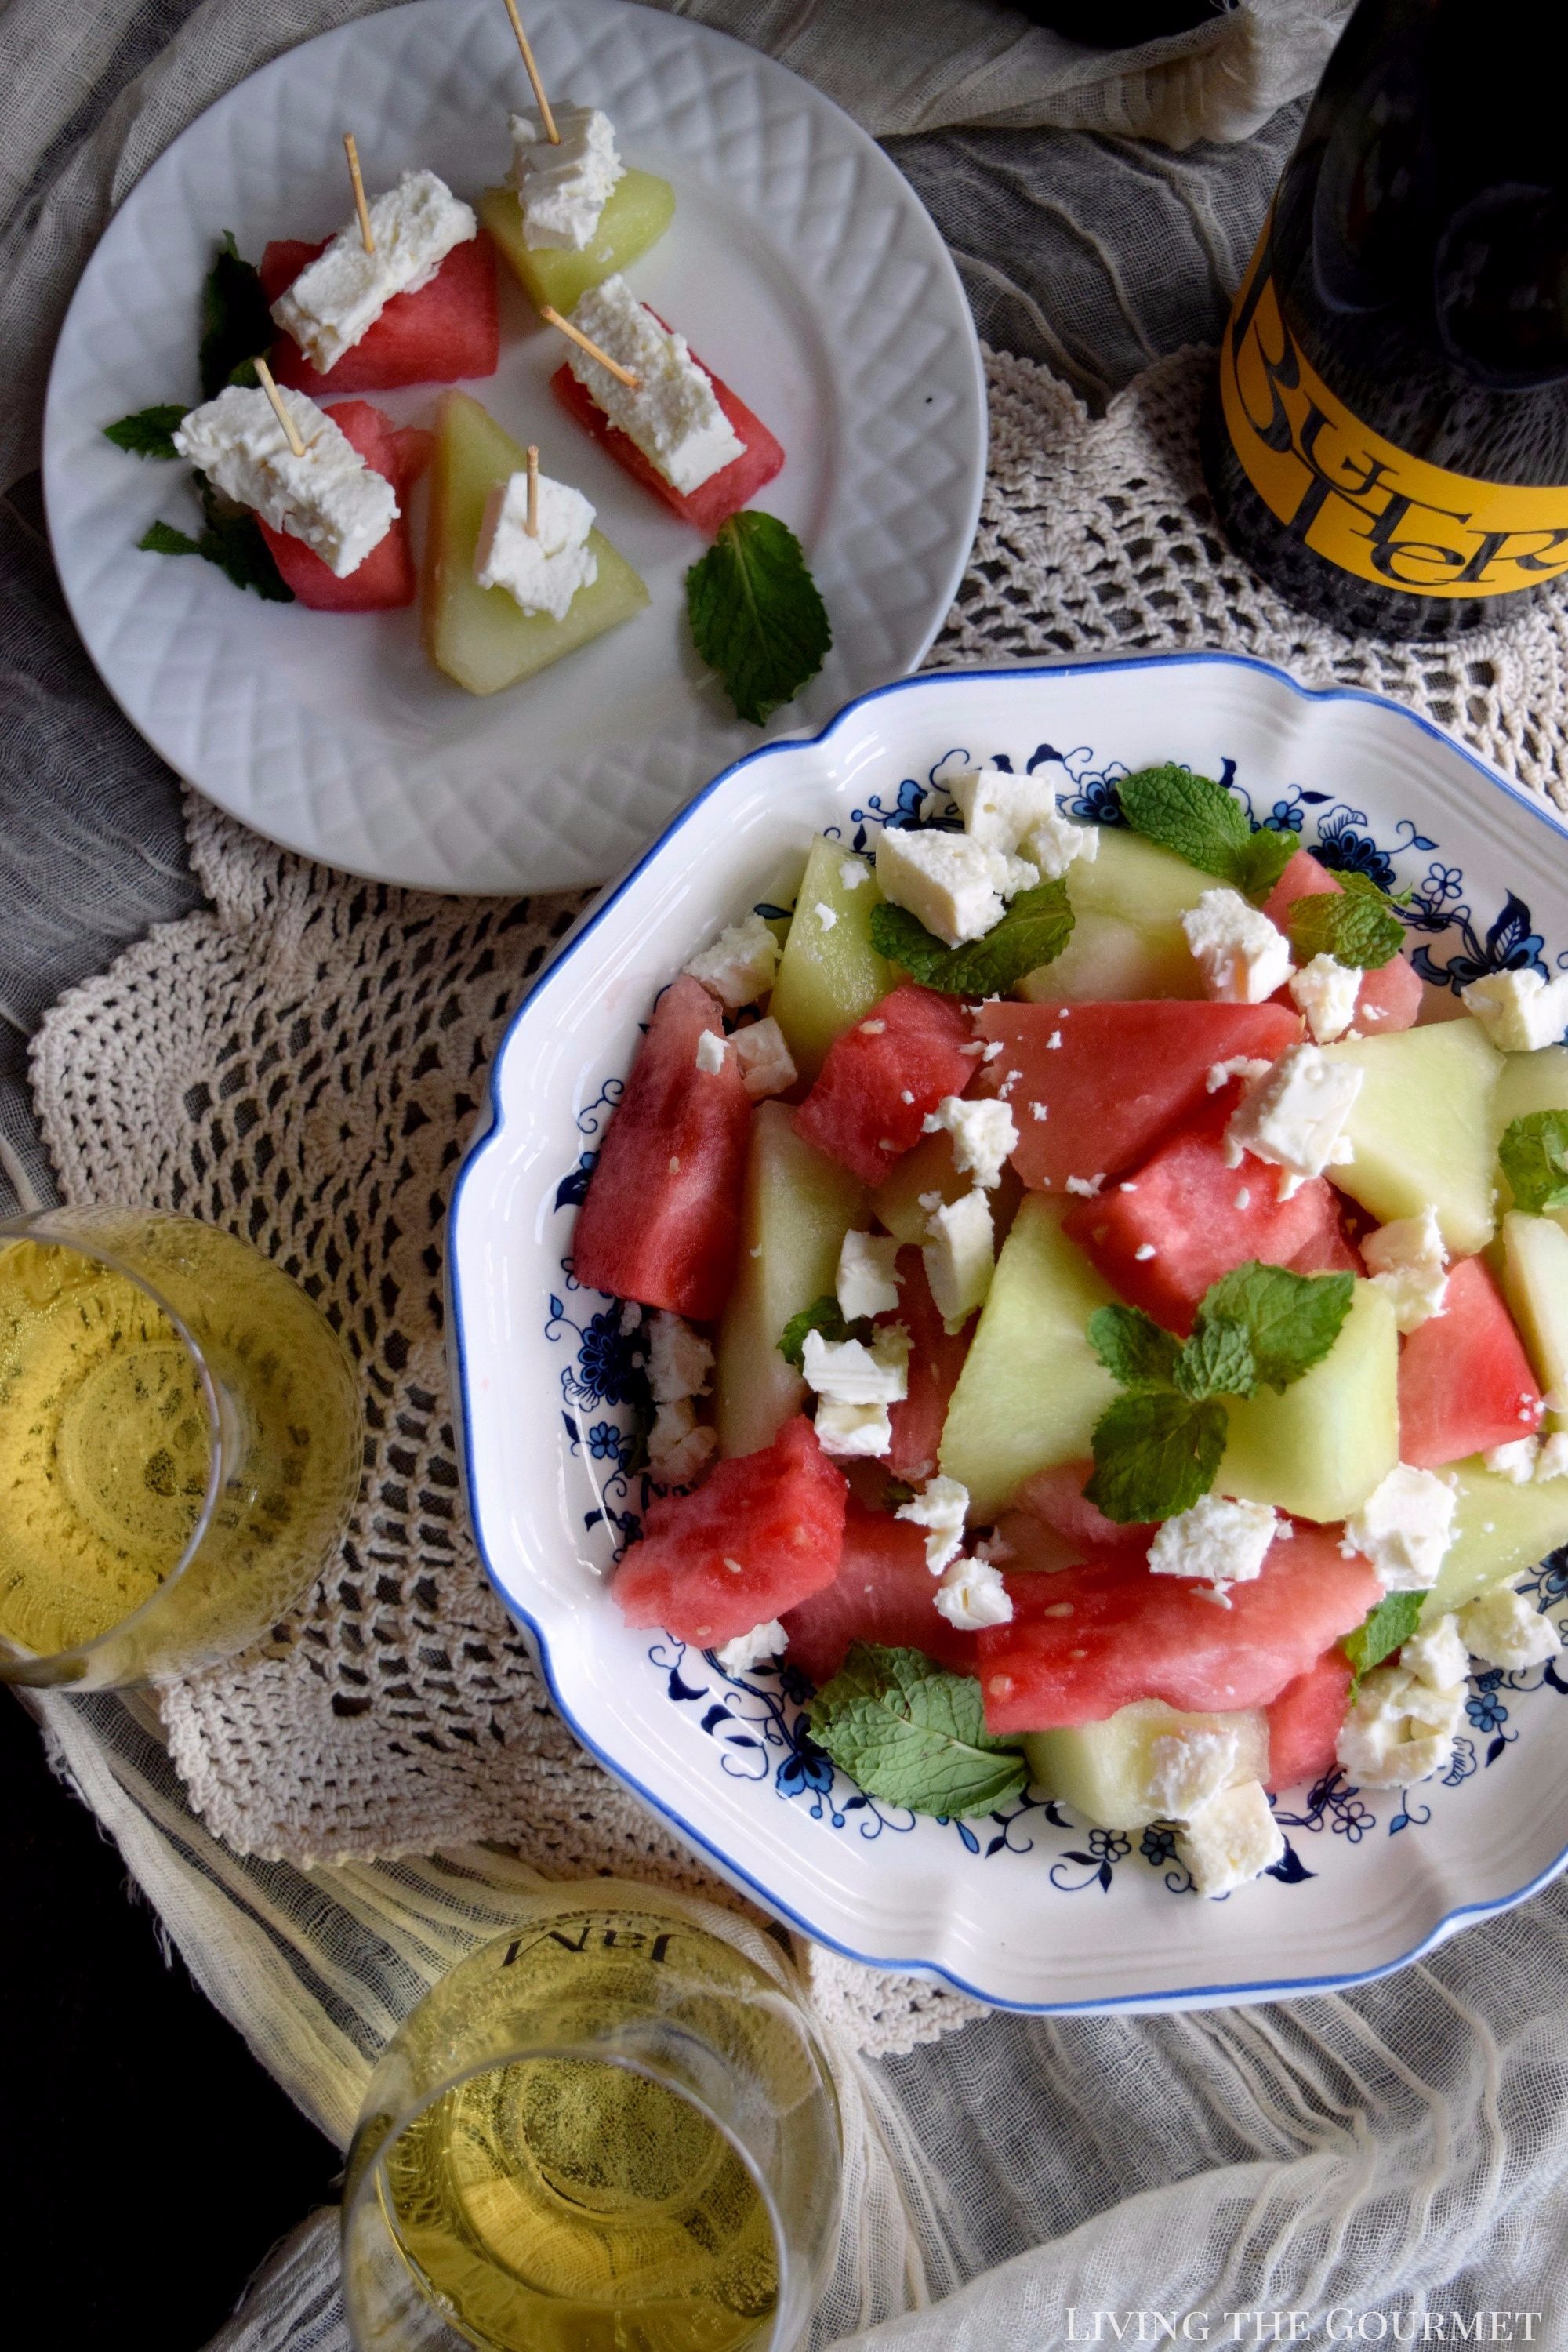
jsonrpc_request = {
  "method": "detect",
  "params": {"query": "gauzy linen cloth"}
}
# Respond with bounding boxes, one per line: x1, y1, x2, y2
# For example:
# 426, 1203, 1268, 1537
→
26, 344, 1568, 2352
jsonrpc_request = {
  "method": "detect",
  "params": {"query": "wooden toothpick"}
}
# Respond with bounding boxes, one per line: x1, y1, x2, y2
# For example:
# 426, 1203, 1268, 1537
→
501, 0, 559, 143
343, 132, 375, 254
539, 304, 641, 390
253, 356, 307, 457
525, 444, 539, 536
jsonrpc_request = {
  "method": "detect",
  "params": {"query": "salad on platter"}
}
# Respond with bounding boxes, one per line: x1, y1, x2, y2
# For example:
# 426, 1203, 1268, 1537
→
564, 757, 1568, 1902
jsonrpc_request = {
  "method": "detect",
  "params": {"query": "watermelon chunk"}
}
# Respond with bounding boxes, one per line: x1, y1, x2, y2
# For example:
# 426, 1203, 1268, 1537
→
975, 1524, 1383, 1733
1261, 848, 1421, 1035
1015, 1461, 1153, 1552
1062, 1093, 1348, 1335
793, 984, 978, 1189
1266, 1649, 1353, 1791
780, 1496, 977, 1686
615, 1415, 846, 1647
880, 1248, 969, 1483
1260, 847, 1341, 932
1397, 1254, 1544, 1467
256, 400, 430, 610
261, 231, 499, 394
975, 1000, 1301, 1192
551, 358, 783, 535
572, 978, 752, 1319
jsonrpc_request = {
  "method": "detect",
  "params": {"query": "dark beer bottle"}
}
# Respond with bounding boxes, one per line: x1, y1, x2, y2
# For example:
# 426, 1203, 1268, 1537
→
1202, 0, 1568, 638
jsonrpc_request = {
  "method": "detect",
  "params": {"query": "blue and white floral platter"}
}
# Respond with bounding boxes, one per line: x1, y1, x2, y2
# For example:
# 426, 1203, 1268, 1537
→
448, 654, 1568, 2013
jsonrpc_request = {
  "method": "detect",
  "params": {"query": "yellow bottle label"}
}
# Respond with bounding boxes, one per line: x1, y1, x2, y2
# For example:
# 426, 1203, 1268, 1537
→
1219, 217, 1568, 597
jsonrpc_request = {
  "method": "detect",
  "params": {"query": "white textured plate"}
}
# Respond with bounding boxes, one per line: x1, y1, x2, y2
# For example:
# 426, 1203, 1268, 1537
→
450, 653, 1568, 2014
42, 0, 984, 893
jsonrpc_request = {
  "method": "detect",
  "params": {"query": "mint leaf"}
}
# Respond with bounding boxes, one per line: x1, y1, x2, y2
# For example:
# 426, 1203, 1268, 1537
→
778, 1294, 869, 1369
1287, 870, 1404, 970
138, 520, 201, 557
869, 878, 1074, 997
686, 512, 831, 726
105, 404, 188, 459
1087, 1303, 1181, 1389
1234, 825, 1300, 905
1343, 1590, 1425, 1686
1194, 1262, 1352, 1393
187, 473, 292, 601
1499, 1112, 1568, 1215
200, 231, 274, 399
1116, 765, 1298, 906
1175, 1318, 1258, 1403
1084, 1389, 1227, 1524
807, 1642, 1028, 1816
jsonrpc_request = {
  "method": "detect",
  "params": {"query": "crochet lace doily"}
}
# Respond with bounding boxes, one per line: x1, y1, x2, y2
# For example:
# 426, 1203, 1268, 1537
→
31, 346, 1568, 2055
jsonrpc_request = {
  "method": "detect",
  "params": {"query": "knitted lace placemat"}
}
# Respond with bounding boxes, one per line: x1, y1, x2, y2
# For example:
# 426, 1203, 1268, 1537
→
31, 344, 1568, 2051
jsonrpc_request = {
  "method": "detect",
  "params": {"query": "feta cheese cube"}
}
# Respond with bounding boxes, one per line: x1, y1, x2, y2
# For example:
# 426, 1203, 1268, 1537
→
1288, 953, 1363, 1045
474, 470, 597, 620
172, 384, 397, 578
836, 1229, 902, 1320
566, 278, 744, 493
648, 1312, 713, 1404
1020, 805, 1101, 882
949, 767, 1099, 880
920, 1094, 1018, 1190
1148, 1494, 1278, 1594
1344, 1464, 1457, 1591
801, 1324, 909, 1406
813, 1397, 893, 1457
646, 1398, 717, 1486
1362, 1206, 1449, 1334
874, 827, 1037, 949
1225, 1042, 1363, 1185
933, 1553, 1014, 1629
731, 1017, 796, 1099
1400, 1611, 1468, 1691
1206, 1056, 1272, 1094
509, 103, 624, 251
1336, 1663, 1463, 1787
1181, 887, 1294, 1004
922, 1189, 994, 1330
270, 169, 477, 372
713, 1617, 786, 1674
1460, 966, 1568, 1052
1458, 1584, 1561, 1670
1174, 1780, 1283, 1898
684, 913, 779, 1009
1146, 1726, 1243, 1820
1484, 1436, 1540, 1484
895, 1475, 971, 1574
693, 1027, 728, 1077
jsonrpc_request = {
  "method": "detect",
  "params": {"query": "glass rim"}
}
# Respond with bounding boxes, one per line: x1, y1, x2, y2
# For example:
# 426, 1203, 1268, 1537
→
0, 1207, 226, 1679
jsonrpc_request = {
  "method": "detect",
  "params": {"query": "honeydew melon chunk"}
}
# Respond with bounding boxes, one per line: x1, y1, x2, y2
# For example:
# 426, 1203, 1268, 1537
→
1219, 1279, 1398, 1523
1066, 825, 1215, 928
1502, 1210, 1568, 1428
1023, 1701, 1269, 1831
477, 171, 676, 317
939, 1195, 1118, 1519
1319, 1018, 1504, 1254
1018, 908, 1205, 1004
1493, 1042, 1568, 1134
423, 390, 648, 696
872, 1130, 1023, 1249
715, 1102, 867, 1459
768, 837, 891, 1084
1418, 1457, 1568, 1622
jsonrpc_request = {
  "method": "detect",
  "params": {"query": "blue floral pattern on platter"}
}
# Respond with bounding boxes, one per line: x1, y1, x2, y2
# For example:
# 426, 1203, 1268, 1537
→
547, 746, 1568, 1897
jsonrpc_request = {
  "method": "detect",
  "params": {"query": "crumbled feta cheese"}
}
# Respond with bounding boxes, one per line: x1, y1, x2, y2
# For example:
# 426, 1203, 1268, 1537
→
731, 1017, 796, 1099
1539, 1432, 1568, 1480
814, 901, 837, 931
270, 169, 477, 372
837, 1229, 902, 1320
566, 278, 743, 493
981, 1040, 1004, 1063
1147, 1726, 1243, 1820
920, 1095, 1018, 1189
1400, 1612, 1468, 1692
1287, 953, 1363, 1045
1485, 1436, 1540, 1484
1174, 1780, 1283, 1898
1344, 1464, 1457, 1591
1021, 805, 1101, 881
1206, 1056, 1272, 1094
692, 1026, 728, 1076
1148, 1494, 1278, 1596
474, 469, 597, 620
873, 827, 1037, 949
1235, 1189, 1250, 1209
895, 1475, 970, 1574
1181, 887, 1294, 1004
646, 1397, 717, 1486
1362, 1207, 1449, 1334
801, 1324, 909, 1406
1064, 1173, 1104, 1198
1046, 1032, 1062, 1050
1460, 967, 1568, 1052
509, 103, 624, 250
1134, 1243, 1157, 1261
683, 913, 779, 1008
713, 1617, 787, 1674
1458, 1584, 1561, 1671
839, 858, 869, 891
1225, 1042, 1362, 1185
934, 1552, 1014, 1629
1030, 1100, 1048, 1121
922, 1189, 995, 1330
172, 384, 397, 578
648, 1312, 713, 1403
1337, 1663, 1465, 1786
813, 1397, 893, 1457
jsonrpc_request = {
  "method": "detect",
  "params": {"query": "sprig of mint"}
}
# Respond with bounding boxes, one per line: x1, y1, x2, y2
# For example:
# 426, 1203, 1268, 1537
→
1499, 1111, 1568, 1215
1083, 1263, 1353, 1523
139, 473, 292, 602
1116, 765, 1298, 906
200, 230, 272, 397
778, 1294, 870, 1369
869, 878, 1074, 996
104, 405, 188, 459
686, 513, 831, 726
1342, 1590, 1425, 1687
807, 1642, 1028, 1816
1287, 870, 1404, 970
